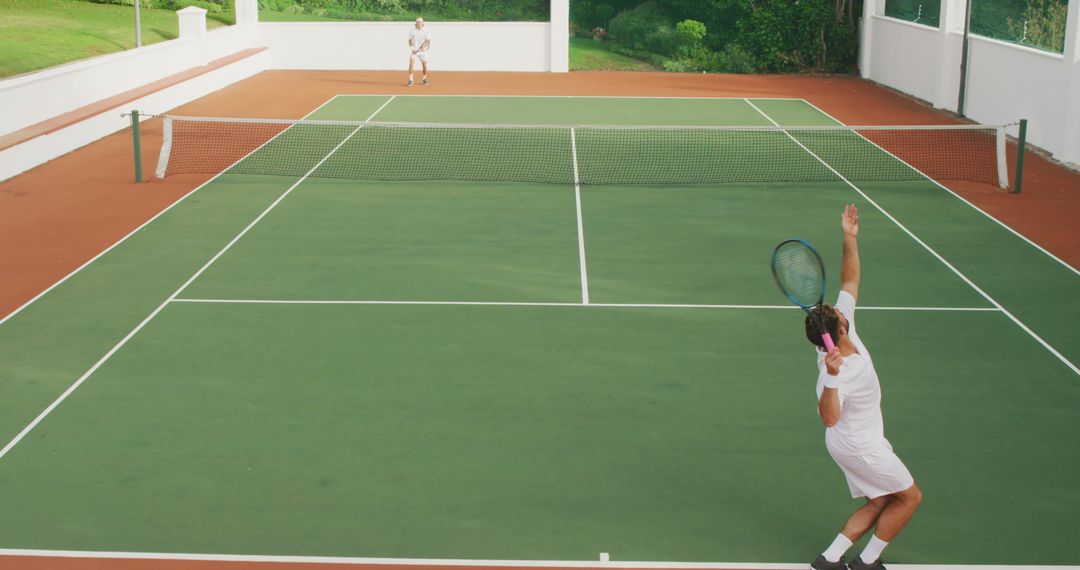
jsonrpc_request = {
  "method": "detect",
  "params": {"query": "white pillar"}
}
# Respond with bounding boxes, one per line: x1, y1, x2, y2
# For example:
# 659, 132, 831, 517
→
934, 0, 966, 110
858, 0, 881, 78
550, 0, 569, 72
1060, 0, 1080, 165
235, 0, 258, 26
177, 6, 208, 65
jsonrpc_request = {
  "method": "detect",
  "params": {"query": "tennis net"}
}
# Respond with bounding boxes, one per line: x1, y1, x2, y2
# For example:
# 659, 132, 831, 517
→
156, 116, 1010, 189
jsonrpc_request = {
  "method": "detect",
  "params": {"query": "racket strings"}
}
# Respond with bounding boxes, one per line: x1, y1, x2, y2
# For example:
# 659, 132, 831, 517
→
773, 243, 824, 307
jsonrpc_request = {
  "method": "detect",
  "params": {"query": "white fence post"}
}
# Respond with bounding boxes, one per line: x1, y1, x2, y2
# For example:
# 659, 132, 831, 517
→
550, 0, 569, 72
1061, 0, 1080, 165
177, 6, 208, 66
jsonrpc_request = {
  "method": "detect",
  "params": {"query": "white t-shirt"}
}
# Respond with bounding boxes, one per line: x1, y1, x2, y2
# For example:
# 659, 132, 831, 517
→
409, 28, 431, 53
814, 290, 889, 455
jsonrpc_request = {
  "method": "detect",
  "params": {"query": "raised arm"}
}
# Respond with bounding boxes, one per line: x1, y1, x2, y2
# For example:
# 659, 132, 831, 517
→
840, 204, 860, 302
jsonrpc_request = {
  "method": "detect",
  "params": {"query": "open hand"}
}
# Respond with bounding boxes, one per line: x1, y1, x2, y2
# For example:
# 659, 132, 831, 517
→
842, 204, 859, 237
825, 347, 843, 376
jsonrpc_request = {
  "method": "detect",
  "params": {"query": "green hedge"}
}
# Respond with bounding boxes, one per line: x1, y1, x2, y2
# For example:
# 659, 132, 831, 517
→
89, 0, 234, 12
257, 0, 549, 21
587, 0, 860, 74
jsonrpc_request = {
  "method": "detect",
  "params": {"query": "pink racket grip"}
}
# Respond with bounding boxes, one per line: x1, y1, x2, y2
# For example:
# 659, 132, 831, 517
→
822, 333, 836, 353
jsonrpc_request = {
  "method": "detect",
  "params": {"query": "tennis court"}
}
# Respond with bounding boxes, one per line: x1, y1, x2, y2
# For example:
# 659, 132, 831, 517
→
0, 95, 1077, 566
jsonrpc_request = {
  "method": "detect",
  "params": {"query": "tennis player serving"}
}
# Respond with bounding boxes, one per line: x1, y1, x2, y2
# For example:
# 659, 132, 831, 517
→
809, 205, 922, 570
407, 17, 431, 87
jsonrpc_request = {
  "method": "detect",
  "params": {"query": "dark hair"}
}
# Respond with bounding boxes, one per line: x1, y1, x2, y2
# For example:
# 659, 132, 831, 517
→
805, 304, 841, 349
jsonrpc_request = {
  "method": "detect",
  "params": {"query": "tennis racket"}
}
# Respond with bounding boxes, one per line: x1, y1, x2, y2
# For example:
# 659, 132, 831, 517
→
771, 239, 835, 352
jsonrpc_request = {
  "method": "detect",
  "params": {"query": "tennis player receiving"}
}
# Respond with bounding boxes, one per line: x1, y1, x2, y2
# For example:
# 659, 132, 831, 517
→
407, 17, 431, 87
809, 205, 922, 570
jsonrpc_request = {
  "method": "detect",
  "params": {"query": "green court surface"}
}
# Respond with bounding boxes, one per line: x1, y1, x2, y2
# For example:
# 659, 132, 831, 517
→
0, 95, 1078, 566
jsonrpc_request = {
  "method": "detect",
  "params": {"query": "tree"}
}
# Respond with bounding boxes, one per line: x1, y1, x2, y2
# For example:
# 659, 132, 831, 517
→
1007, 0, 1068, 52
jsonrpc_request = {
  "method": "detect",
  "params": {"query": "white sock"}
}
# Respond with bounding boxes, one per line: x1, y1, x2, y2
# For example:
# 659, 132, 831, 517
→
409, 74, 414, 80
859, 535, 889, 563
822, 533, 852, 563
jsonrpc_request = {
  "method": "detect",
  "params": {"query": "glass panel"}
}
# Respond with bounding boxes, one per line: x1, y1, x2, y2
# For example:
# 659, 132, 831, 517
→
970, 0, 1069, 53
884, 0, 942, 27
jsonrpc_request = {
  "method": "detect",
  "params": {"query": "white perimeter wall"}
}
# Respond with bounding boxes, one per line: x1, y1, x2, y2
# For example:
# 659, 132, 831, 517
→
863, 18, 943, 105
0, 0, 569, 139
0, 50, 269, 181
0, 24, 257, 136
860, 0, 1080, 166
258, 0, 568, 72
259, 22, 552, 72
0, 0, 570, 180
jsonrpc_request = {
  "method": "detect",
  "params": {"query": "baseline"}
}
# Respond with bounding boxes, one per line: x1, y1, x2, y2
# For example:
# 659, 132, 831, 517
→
0, 549, 1074, 570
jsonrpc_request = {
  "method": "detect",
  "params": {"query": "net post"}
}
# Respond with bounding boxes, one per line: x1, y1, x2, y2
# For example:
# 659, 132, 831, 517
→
1013, 119, 1028, 194
995, 125, 1008, 189
131, 110, 142, 183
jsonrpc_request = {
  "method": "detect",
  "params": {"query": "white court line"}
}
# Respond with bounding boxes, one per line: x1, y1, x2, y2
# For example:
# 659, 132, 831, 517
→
570, 128, 589, 304
0, 96, 397, 463
744, 99, 1080, 377
797, 98, 1079, 277
0, 549, 1074, 570
336, 94, 806, 101
171, 298, 1000, 312
0, 94, 345, 328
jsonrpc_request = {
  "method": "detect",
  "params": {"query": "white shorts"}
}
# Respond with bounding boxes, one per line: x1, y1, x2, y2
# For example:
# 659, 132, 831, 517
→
828, 446, 914, 499
410, 51, 429, 64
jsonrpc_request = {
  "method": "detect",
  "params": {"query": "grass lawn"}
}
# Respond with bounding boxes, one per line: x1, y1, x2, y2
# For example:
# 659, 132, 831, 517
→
569, 37, 655, 71
0, 0, 234, 78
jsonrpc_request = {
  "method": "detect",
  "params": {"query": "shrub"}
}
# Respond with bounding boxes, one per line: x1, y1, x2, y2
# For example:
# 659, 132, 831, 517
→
644, 24, 681, 54
88, 0, 155, 7
661, 45, 716, 72
713, 43, 756, 73
609, 2, 670, 51
735, 0, 860, 72
593, 3, 615, 26
89, 0, 233, 11
675, 19, 706, 44
607, 42, 667, 67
